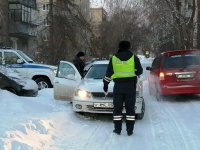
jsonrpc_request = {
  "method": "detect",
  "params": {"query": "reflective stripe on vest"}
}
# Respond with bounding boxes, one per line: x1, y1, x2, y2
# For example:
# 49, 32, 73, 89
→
111, 55, 136, 79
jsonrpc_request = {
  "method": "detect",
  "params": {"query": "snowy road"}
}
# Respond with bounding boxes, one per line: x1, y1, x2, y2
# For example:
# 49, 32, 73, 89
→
1, 59, 200, 150
50, 80, 200, 150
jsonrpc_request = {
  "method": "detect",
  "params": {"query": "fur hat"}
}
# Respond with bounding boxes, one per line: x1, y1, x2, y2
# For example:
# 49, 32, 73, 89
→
76, 51, 85, 57
118, 41, 131, 49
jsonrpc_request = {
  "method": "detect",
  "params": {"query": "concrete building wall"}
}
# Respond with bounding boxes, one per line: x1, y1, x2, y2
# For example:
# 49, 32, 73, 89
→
90, 7, 107, 37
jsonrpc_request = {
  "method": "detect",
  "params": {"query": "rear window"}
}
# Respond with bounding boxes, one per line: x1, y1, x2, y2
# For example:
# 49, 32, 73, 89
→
162, 53, 200, 69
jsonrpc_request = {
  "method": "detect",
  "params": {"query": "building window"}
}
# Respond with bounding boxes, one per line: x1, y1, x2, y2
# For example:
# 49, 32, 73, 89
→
12, 39, 17, 49
43, 33, 49, 41
22, 5, 31, 22
42, 4, 49, 11
188, 2, 192, 9
43, 19, 49, 26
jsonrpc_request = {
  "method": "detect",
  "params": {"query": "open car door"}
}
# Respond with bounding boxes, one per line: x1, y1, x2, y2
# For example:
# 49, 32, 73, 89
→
54, 61, 82, 101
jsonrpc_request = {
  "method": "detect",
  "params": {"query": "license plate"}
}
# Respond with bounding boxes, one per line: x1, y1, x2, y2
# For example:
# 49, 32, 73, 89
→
93, 103, 113, 108
177, 74, 193, 79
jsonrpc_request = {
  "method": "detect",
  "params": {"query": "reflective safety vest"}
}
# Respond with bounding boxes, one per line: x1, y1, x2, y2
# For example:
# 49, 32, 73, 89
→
111, 55, 136, 79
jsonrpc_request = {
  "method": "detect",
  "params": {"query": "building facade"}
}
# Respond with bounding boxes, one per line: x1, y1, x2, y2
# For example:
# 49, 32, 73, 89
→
35, 0, 91, 64
90, 7, 107, 37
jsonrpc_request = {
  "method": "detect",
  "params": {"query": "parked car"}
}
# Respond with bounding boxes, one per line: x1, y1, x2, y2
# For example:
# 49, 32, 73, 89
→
84, 58, 106, 71
0, 66, 38, 97
0, 47, 57, 90
146, 49, 200, 99
54, 60, 145, 119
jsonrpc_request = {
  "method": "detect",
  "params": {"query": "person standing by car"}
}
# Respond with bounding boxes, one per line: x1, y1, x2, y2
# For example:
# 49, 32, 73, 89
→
103, 40, 143, 136
73, 51, 85, 78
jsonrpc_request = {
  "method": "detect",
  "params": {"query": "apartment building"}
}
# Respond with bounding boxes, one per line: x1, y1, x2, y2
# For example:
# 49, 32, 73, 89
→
90, 7, 107, 37
0, 0, 9, 46
8, 0, 39, 57
90, 7, 107, 57
36, 0, 91, 63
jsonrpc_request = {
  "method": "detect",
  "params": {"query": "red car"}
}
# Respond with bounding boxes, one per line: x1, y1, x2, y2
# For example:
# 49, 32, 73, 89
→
146, 49, 200, 98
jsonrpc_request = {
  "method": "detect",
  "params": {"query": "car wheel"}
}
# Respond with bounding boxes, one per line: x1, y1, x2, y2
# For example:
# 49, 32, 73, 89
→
5, 88, 17, 95
35, 77, 52, 90
136, 99, 145, 120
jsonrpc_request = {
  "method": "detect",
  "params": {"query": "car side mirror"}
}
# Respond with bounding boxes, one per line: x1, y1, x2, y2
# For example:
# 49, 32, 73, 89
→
17, 59, 24, 64
65, 74, 76, 80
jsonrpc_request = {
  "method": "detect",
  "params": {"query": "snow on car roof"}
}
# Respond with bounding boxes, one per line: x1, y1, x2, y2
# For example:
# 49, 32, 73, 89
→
92, 60, 109, 65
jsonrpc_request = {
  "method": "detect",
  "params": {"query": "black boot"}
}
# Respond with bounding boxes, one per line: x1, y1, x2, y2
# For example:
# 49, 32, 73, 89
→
113, 129, 121, 135
127, 130, 133, 136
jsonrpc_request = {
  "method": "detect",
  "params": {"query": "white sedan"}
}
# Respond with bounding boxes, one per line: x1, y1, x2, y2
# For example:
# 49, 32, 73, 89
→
54, 60, 145, 119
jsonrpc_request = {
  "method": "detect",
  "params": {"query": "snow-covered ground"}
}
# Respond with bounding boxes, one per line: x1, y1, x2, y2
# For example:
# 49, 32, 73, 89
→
1, 60, 200, 150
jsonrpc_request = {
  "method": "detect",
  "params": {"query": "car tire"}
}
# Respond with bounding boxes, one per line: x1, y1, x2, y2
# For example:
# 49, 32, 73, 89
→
5, 87, 17, 95
35, 77, 52, 90
136, 99, 145, 120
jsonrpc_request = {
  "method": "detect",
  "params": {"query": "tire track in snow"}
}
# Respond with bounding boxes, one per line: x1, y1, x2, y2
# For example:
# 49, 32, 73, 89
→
147, 95, 189, 150
164, 99, 200, 150
83, 119, 109, 150
143, 81, 170, 150
147, 100, 173, 150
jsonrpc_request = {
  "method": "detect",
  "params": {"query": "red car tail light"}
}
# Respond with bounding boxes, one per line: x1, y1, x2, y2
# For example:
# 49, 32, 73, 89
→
148, 75, 151, 81
159, 72, 165, 81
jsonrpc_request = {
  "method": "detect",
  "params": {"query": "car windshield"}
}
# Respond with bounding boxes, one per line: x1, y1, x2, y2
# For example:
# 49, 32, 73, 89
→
16, 50, 34, 63
162, 53, 200, 69
85, 64, 108, 79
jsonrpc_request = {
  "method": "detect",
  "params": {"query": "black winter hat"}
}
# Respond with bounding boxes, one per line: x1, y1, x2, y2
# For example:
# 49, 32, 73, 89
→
76, 51, 85, 57
118, 41, 131, 49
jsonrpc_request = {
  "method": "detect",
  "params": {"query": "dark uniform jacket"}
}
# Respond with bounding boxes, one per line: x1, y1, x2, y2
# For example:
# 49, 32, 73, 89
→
103, 49, 143, 93
73, 56, 85, 77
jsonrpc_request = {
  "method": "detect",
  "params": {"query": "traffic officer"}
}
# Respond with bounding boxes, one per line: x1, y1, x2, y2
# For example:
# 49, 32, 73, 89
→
103, 40, 143, 136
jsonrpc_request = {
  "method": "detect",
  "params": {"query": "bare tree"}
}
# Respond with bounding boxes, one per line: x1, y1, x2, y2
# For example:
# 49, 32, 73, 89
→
89, 0, 151, 58
37, 0, 91, 65
145, 0, 198, 54
0, 0, 9, 46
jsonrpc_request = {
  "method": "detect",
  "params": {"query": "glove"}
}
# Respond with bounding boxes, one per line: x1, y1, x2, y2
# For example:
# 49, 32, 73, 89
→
103, 83, 108, 93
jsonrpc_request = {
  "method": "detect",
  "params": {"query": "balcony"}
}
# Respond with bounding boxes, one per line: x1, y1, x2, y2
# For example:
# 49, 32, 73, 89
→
10, 22, 37, 37
8, 0, 36, 8
9, 1, 39, 37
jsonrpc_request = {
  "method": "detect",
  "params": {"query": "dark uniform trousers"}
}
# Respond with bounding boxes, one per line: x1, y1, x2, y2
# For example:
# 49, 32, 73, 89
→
113, 81, 136, 132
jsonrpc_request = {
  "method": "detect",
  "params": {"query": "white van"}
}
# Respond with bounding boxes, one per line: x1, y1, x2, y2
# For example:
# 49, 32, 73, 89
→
0, 48, 57, 90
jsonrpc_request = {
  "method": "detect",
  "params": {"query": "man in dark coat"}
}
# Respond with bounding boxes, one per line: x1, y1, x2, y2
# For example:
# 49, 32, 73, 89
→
73, 51, 85, 77
103, 41, 143, 136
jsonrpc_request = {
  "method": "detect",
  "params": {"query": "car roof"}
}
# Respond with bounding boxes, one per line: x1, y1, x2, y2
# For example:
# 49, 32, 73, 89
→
161, 49, 200, 56
92, 60, 109, 65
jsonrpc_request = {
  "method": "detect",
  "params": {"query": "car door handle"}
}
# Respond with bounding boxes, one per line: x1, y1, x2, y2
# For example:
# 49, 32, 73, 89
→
54, 81, 59, 83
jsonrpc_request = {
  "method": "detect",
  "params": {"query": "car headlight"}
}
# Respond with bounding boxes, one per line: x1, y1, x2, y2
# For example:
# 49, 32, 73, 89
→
50, 68, 57, 74
75, 89, 91, 98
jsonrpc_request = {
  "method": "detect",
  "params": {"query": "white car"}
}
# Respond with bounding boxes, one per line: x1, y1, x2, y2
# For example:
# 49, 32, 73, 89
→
0, 48, 57, 90
54, 60, 145, 119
